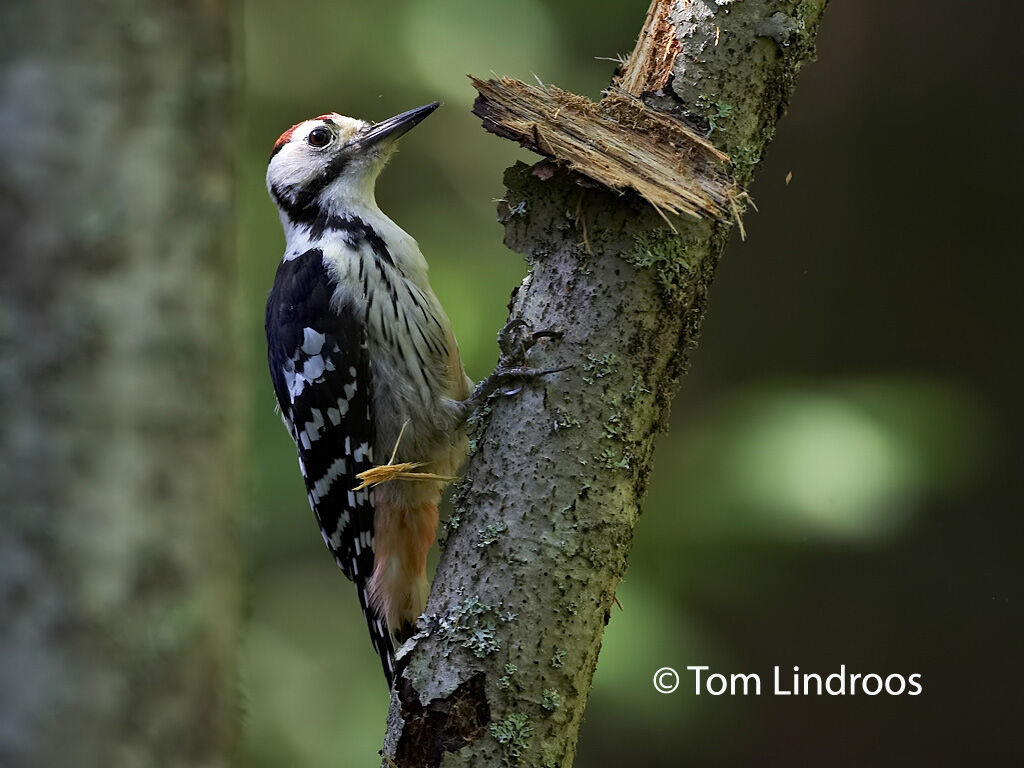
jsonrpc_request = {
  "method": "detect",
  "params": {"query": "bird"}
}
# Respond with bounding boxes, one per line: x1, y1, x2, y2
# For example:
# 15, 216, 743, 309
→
264, 102, 470, 685
264, 103, 560, 685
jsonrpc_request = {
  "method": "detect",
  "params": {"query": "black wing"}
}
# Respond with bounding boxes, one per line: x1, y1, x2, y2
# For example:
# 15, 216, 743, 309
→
265, 247, 395, 683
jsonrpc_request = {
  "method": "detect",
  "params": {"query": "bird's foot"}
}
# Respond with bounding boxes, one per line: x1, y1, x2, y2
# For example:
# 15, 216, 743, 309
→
460, 318, 567, 421
497, 318, 563, 368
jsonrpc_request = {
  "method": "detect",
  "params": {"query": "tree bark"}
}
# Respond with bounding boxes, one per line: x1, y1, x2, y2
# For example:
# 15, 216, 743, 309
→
381, 1, 828, 765
0, 2, 240, 766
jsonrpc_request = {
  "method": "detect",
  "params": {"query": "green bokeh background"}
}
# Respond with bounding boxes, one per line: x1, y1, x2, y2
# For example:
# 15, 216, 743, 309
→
239, 1, 1022, 764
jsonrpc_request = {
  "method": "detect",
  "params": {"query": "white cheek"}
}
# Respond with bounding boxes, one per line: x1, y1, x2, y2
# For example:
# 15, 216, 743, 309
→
269, 144, 324, 188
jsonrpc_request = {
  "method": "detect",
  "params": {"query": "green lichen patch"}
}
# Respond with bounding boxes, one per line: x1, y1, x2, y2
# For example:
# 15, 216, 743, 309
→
490, 713, 534, 767
581, 352, 618, 384
498, 663, 519, 691
436, 506, 464, 548
627, 371, 652, 405
727, 143, 762, 184
596, 447, 631, 472
626, 229, 702, 311
431, 596, 516, 658
541, 688, 562, 712
695, 94, 734, 137
477, 521, 509, 548
602, 412, 624, 440
551, 407, 581, 432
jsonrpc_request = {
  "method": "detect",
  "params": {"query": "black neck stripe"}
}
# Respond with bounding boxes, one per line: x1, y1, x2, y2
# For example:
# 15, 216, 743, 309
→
271, 189, 395, 270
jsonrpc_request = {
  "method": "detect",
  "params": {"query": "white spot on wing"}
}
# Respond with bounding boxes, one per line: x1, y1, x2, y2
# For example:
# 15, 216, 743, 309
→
303, 409, 326, 443
329, 518, 346, 549
283, 361, 306, 399
301, 328, 326, 355
312, 457, 347, 499
304, 354, 325, 380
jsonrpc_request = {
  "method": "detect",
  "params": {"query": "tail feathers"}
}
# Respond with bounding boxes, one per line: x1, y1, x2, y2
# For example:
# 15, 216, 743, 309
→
361, 499, 439, 686
356, 583, 397, 687
368, 500, 438, 633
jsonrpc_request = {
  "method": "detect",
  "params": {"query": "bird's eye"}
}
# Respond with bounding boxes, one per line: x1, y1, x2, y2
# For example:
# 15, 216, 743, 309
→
307, 127, 332, 148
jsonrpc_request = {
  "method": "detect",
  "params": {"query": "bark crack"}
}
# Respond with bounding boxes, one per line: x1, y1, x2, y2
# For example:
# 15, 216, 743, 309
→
393, 673, 491, 768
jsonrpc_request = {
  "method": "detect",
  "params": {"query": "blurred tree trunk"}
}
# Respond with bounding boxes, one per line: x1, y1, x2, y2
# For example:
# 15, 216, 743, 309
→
0, 2, 240, 766
383, 2, 827, 766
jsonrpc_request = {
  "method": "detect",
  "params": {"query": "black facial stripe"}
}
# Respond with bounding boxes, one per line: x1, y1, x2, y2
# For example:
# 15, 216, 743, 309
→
299, 153, 351, 203
269, 148, 353, 224
270, 182, 302, 219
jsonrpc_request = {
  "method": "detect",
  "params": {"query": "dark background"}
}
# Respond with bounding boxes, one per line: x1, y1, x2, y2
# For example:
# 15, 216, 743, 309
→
239, 1, 1023, 764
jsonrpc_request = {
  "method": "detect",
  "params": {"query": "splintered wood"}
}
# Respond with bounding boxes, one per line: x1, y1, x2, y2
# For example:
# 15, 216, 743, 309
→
615, 0, 679, 96
469, 0, 745, 228
470, 77, 736, 224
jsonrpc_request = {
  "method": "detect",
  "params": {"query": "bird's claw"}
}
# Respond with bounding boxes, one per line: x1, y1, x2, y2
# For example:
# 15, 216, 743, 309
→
496, 317, 564, 368
462, 364, 570, 419
462, 318, 568, 422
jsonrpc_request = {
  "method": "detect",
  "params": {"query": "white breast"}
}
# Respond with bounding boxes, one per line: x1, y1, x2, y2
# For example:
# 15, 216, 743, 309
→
313, 210, 464, 469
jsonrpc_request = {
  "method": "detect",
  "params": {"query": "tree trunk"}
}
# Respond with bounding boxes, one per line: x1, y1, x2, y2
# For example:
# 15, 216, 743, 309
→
382, 2, 828, 766
0, 2, 240, 766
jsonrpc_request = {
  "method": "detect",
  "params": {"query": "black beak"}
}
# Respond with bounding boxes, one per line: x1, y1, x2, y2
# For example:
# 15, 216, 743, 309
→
360, 102, 439, 148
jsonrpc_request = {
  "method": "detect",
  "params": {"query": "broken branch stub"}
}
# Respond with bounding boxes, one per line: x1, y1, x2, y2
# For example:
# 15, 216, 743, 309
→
615, 0, 679, 96
469, 76, 737, 224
